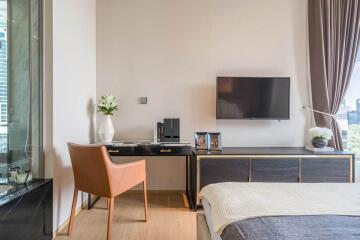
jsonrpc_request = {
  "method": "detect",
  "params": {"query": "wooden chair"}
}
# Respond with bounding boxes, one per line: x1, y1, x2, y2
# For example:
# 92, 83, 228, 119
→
67, 143, 147, 240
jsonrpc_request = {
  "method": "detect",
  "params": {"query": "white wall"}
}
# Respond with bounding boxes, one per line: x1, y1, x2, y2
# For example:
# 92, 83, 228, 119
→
48, 0, 97, 231
96, 0, 311, 189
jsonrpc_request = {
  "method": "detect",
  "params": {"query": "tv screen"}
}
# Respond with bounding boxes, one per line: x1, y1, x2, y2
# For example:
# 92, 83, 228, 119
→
216, 77, 290, 119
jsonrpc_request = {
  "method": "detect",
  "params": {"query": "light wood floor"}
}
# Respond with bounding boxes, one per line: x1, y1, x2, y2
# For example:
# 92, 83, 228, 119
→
55, 193, 197, 240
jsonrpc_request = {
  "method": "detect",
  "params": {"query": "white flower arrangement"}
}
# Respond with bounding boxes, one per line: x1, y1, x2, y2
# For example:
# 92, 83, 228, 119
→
309, 127, 333, 140
96, 94, 118, 116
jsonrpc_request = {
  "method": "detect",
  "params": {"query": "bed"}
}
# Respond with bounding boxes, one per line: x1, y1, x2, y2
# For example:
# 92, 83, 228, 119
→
198, 182, 360, 240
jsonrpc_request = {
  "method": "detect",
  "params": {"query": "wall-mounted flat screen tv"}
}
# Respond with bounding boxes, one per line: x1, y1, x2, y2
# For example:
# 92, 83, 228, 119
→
216, 77, 290, 119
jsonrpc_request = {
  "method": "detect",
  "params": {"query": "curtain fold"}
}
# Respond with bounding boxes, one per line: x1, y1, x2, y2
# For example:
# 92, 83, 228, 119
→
308, 0, 360, 150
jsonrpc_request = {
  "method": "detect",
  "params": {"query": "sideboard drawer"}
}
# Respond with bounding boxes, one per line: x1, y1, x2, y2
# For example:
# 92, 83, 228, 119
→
199, 158, 249, 189
251, 158, 300, 182
301, 158, 351, 183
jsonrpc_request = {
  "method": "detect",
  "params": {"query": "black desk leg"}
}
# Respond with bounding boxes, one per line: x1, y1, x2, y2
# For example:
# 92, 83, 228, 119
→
88, 193, 101, 210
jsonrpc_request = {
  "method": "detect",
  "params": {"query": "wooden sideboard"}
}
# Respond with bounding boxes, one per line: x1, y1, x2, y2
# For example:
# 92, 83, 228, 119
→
190, 147, 355, 209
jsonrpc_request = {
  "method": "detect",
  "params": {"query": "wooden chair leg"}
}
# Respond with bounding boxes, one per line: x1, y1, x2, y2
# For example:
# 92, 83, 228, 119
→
107, 198, 110, 210
143, 180, 148, 221
107, 197, 115, 240
68, 188, 78, 235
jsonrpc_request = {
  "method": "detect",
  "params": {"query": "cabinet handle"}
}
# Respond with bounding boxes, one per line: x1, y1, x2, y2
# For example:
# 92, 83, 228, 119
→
160, 149, 172, 153
108, 150, 119, 153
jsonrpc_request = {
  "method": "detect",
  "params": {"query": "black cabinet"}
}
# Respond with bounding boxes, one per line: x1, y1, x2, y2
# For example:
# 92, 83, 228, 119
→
0, 179, 53, 240
200, 158, 249, 188
251, 158, 299, 182
301, 158, 351, 183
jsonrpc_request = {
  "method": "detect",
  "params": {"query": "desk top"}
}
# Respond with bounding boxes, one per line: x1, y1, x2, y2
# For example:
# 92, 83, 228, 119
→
105, 142, 193, 156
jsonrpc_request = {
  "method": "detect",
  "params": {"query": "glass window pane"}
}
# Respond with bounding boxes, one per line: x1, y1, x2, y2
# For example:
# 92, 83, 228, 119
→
0, 0, 42, 184
338, 52, 360, 159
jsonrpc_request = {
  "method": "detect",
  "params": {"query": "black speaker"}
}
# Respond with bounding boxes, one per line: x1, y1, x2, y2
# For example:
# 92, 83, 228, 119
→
163, 118, 180, 142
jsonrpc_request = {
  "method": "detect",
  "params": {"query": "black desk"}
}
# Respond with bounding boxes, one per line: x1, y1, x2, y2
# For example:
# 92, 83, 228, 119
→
88, 142, 193, 209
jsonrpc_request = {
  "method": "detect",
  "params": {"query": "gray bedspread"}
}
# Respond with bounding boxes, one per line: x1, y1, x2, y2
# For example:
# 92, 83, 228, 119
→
221, 215, 360, 240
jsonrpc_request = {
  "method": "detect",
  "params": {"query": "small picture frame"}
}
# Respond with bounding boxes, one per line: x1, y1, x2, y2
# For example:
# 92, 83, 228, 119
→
194, 132, 208, 150
206, 132, 222, 151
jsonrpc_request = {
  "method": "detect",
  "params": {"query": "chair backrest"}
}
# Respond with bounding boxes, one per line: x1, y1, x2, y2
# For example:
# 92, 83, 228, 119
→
67, 143, 112, 197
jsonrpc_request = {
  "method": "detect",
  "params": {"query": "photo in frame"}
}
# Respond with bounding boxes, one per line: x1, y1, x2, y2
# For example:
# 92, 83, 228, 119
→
206, 132, 222, 151
194, 132, 208, 150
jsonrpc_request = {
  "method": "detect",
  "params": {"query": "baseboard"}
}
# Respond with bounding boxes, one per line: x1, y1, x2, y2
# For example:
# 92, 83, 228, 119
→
53, 194, 97, 239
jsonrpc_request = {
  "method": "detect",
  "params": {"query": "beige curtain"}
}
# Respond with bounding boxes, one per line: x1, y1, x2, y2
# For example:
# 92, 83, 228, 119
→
308, 0, 360, 150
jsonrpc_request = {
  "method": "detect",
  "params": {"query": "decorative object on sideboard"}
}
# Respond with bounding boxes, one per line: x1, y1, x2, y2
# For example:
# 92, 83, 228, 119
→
8, 167, 19, 183
194, 132, 208, 150
16, 172, 32, 184
309, 127, 333, 148
97, 94, 118, 143
305, 146, 335, 152
154, 122, 164, 142
154, 118, 180, 142
206, 132, 222, 151
163, 118, 180, 142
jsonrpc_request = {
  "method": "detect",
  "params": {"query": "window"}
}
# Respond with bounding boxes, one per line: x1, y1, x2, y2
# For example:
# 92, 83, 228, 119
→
337, 52, 360, 158
0, 103, 6, 123
0, 133, 6, 152
0, 0, 42, 181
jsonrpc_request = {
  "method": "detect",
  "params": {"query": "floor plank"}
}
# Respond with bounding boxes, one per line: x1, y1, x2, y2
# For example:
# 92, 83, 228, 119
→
55, 193, 197, 240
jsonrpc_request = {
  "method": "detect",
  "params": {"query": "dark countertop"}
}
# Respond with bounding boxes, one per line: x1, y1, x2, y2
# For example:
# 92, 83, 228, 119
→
0, 179, 52, 206
106, 144, 193, 156
104, 144, 354, 157
193, 147, 354, 156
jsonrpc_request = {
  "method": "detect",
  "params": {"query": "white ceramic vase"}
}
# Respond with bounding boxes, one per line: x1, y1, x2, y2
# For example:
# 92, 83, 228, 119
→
98, 115, 115, 143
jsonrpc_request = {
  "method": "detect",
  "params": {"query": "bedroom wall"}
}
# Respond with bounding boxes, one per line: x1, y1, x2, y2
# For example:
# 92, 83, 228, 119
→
96, 0, 310, 189
45, 0, 97, 231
